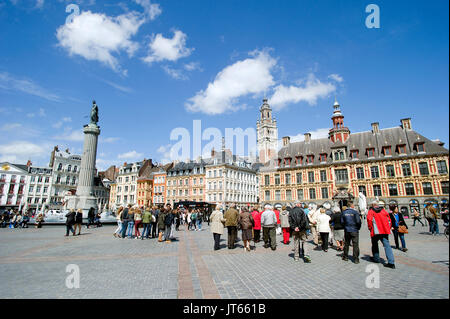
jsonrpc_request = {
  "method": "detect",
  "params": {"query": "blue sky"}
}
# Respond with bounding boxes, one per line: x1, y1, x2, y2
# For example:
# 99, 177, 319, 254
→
0, 0, 448, 170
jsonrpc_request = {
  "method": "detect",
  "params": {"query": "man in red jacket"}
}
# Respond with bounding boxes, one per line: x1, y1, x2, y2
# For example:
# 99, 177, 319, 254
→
367, 201, 396, 269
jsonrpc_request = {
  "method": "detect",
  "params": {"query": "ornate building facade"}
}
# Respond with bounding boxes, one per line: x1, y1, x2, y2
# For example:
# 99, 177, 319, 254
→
259, 99, 449, 216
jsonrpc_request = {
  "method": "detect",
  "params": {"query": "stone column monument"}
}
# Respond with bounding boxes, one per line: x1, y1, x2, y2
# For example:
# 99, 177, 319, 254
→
65, 101, 101, 217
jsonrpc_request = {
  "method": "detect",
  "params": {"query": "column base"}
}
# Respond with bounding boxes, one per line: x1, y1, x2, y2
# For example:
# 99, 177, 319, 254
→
65, 195, 98, 218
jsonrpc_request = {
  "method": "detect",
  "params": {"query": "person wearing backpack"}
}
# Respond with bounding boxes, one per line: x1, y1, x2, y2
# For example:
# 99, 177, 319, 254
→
288, 201, 311, 263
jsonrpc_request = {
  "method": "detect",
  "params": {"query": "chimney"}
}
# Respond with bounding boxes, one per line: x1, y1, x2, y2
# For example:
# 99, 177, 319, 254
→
26, 160, 32, 167
282, 136, 290, 146
401, 118, 412, 130
304, 133, 311, 144
123, 162, 127, 167
371, 122, 380, 134
211, 147, 216, 157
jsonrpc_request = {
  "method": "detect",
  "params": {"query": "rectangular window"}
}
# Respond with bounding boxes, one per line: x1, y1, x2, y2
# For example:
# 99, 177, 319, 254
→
405, 183, 415, 196
373, 185, 382, 197
307, 155, 314, 164
398, 145, 407, 154
423, 182, 433, 195
264, 175, 270, 185
309, 188, 316, 199
319, 154, 327, 162
417, 143, 425, 152
383, 146, 392, 156
335, 169, 348, 183
275, 190, 281, 201
286, 190, 292, 200
386, 165, 395, 178
437, 160, 448, 174
265, 190, 270, 201
297, 189, 304, 200
296, 172, 302, 184
321, 187, 328, 199
308, 171, 315, 183
388, 184, 398, 196
358, 185, 366, 196
320, 170, 327, 182
274, 174, 280, 185
285, 173, 291, 185
367, 148, 375, 157
402, 163, 412, 177
441, 181, 449, 194
351, 150, 359, 159
371, 166, 380, 178
356, 167, 365, 179
419, 162, 429, 175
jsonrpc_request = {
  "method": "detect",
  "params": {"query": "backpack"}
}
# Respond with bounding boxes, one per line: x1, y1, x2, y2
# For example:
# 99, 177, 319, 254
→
299, 210, 310, 231
191, 213, 197, 221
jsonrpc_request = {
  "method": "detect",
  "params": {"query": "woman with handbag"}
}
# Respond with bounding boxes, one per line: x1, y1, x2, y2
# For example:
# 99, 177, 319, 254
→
389, 205, 408, 252
238, 207, 255, 252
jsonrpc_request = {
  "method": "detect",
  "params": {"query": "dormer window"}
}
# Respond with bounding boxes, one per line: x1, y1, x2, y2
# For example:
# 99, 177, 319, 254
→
319, 154, 327, 162
306, 155, 314, 164
295, 156, 303, 166
382, 146, 392, 156
350, 150, 359, 159
333, 150, 345, 161
397, 145, 407, 155
367, 148, 375, 158
277, 158, 282, 167
284, 158, 291, 166
415, 143, 425, 153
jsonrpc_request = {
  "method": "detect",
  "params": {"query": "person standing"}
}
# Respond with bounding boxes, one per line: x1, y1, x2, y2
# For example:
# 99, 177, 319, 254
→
274, 205, 282, 236
330, 206, 345, 251
35, 212, 44, 229
197, 209, 203, 231
126, 207, 135, 239
280, 206, 291, 245
412, 207, 425, 227
141, 208, 152, 240
21, 212, 30, 228
427, 205, 440, 235
114, 207, 123, 238
120, 205, 130, 239
175, 208, 181, 231
367, 201, 396, 269
134, 208, 142, 239
74, 209, 83, 236
157, 208, 167, 242
65, 209, 76, 237
251, 206, 262, 243
289, 201, 311, 263
341, 203, 361, 263
224, 204, 239, 249
261, 204, 277, 251
238, 207, 254, 252
151, 206, 159, 238
163, 204, 174, 242
307, 205, 320, 249
210, 205, 226, 250
86, 207, 95, 229
389, 205, 408, 252
317, 208, 331, 252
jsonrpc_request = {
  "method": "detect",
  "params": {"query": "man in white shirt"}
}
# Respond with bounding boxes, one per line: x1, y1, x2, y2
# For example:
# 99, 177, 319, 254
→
261, 204, 278, 250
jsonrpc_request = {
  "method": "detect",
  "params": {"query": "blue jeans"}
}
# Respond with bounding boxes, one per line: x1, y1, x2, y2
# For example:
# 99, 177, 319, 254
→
127, 221, 134, 238
392, 229, 406, 249
371, 234, 395, 265
430, 219, 439, 235
121, 221, 128, 238
142, 223, 152, 239
197, 220, 202, 230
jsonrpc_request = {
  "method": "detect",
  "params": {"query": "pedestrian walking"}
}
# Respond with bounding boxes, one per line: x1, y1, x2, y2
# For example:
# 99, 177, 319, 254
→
412, 207, 425, 226
425, 204, 439, 235
74, 209, 83, 235
330, 206, 345, 251
341, 203, 361, 263
86, 207, 95, 229
210, 205, 226, 250
238, 207, 254, 252
65, 209, 76, 237
197, 209, 203, 231
367, 201, 396, 269
280, 206, 291, 244
317, 208, 331, 252
289, 201, 311, 263
224, 204, 239, 249
261, 204, 277, 251
35, 212, 44, 228
389, 205, 408, 252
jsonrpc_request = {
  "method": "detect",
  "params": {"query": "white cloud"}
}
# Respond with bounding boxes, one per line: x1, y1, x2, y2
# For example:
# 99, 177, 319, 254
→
269, 74, 336, 110
1, 123, 22, 131
0, 141, 49, 163
118, 150, 143, 159
39, 107, 46, 117
134, 0, 162, 20
162, 65, 187, 80
56, 10, 145, 73
143, 30, 193, 64
54, 129, 84, 142
99, 79, 133, 93
52, 117, 72, 129
185, 50, 277, 115
96, 158, 120, 171
0, 72, 61, 102
157, 144, 173, 164
184, 61, 202, 72
328, 73, 344, 83
289, 127, 330, 143
36, 0, 44, 8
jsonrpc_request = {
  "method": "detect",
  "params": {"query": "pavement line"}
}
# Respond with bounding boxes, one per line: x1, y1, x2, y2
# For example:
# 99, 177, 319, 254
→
187, 229, 221, 299
177, 229, 195, 299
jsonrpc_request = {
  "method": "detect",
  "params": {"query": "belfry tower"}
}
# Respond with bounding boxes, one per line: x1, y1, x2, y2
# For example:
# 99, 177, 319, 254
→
329, 98, 350, 143
257, 98, 278, 163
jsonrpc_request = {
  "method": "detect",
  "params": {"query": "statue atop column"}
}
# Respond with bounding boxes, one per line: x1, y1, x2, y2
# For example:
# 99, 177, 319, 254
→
90, 100, 99, 125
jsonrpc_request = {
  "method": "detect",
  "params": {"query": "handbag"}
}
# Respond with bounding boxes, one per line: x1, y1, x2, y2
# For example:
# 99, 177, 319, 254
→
398, 225, 408, 234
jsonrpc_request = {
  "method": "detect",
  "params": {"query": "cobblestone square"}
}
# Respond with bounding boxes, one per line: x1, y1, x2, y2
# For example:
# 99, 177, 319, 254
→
0, 219, 448, 299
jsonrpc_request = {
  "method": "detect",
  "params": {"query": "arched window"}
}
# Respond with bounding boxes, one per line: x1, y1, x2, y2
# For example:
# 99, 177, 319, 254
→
73, 166, 77, 172
67, 165, 71, 172
57, 163, 62, 171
